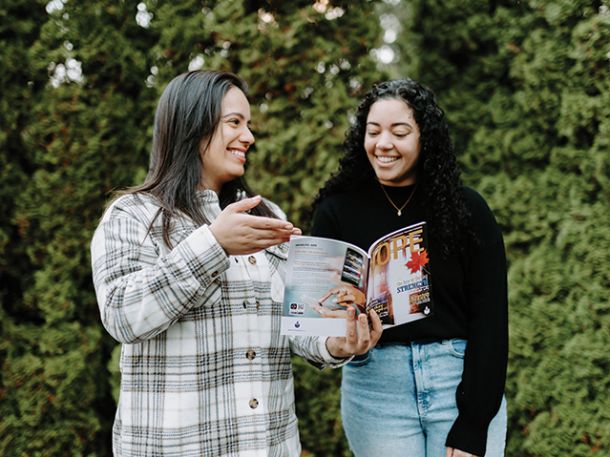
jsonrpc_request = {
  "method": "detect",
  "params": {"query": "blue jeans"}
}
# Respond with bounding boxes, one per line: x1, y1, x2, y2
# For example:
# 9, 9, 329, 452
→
341, 340, 507, 457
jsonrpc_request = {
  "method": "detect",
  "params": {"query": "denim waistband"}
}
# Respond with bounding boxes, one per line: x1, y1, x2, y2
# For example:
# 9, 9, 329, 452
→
375, 338, 467, 348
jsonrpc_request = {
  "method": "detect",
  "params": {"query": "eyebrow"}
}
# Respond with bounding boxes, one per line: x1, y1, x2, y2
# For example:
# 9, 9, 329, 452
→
222, 112, 251, 120
366, 121, 412, 128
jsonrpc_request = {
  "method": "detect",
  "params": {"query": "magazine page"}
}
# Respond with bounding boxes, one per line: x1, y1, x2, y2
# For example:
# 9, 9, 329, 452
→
365, 221, 432, 328
281, 236, 369, 336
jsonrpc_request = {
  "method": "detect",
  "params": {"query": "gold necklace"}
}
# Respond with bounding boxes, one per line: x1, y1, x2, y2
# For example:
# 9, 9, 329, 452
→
379, 183, 417, 216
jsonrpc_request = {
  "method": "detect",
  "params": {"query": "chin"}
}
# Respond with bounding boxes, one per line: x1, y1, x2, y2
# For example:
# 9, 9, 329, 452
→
376, 172, 398, 183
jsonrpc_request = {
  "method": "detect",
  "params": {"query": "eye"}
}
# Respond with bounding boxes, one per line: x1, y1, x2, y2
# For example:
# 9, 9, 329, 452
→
366, 130, 380, 137
393, 130, 410, 138
226, 118, 241, 126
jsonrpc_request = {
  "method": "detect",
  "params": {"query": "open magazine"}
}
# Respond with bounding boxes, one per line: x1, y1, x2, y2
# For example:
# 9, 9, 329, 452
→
281, 221, 433, 336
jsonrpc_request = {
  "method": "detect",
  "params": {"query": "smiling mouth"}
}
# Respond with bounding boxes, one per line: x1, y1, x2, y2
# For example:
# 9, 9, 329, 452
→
229, 149, 246, 160
375, 154, 400, 164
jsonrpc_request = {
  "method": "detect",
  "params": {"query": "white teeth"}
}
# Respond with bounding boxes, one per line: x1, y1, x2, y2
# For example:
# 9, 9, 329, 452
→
376, 155, 399, 163
229, 149, 245, 159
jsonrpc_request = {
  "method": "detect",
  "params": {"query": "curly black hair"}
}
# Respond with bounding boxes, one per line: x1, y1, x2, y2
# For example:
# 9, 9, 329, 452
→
312, 78, 471, 257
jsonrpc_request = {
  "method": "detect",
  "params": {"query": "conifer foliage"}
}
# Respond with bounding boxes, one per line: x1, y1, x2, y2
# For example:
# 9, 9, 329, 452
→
9, 1, 608, 456
393, 1, 610, 455
0, 1, 382, 455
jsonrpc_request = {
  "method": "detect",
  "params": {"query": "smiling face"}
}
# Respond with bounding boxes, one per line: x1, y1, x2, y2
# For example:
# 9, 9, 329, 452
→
200, 86, 254, 192
364, 97, 421, 187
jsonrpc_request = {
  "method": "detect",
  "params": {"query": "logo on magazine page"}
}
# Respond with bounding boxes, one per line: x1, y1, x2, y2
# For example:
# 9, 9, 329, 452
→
294, 321, 301, 328
289, 302, 305, 316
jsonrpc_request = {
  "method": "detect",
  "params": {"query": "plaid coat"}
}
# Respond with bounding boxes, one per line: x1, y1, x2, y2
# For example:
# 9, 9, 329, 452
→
91, 190, 343, 457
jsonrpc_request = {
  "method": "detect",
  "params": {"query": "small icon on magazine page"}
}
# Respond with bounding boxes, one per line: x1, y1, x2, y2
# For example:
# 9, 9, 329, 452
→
289, 302, 305, 316
294, 321, 301, 328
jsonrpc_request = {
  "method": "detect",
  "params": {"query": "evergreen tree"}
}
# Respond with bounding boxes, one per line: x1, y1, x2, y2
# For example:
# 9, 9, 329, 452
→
2, 1, 157, 454
150, 0, 384, 227
148, 2, 385, 454
391, 1, 610, 455
1, 1, 384, 455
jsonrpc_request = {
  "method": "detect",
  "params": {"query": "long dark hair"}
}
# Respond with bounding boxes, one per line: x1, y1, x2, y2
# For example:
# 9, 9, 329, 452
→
122, 70, 277, 246
313, 78, 471, 257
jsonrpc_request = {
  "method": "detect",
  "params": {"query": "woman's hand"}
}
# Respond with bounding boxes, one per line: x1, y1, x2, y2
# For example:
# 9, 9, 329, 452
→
325, 307, 382, 358
209, 196, 300, 255
446, 447, 478, 457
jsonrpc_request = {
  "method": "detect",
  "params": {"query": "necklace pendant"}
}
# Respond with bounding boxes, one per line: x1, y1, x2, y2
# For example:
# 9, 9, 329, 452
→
379, 181, 417, 218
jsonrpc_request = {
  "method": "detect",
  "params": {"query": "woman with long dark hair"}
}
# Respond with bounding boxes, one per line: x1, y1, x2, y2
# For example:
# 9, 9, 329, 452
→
312, 79, 508, 457
91, 70, 381, 457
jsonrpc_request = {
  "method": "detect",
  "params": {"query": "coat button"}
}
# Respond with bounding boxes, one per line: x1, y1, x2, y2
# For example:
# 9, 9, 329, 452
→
242, 300, 248, 309
255, 301, 261, 311
249, 398, 259, 409
248, 256, 257, 265
211, 271, 219, 278
246, 349, 256, 360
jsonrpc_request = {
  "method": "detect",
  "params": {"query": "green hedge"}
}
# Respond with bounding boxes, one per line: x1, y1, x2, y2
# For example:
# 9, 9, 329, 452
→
2, 1, 608, 456
0, 1, 382, 456
394, 1, 610, 455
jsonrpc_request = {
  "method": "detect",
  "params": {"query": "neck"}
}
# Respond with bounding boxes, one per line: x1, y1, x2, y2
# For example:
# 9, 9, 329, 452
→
378, 181, 418, 216
198, 181, 222, 194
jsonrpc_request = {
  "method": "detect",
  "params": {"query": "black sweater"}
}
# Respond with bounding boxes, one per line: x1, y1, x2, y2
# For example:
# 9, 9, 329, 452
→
311, 182, 508, 456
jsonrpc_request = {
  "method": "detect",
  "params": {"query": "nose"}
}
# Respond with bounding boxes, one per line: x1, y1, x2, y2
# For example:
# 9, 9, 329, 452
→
240, 126, 255, 146
376, 132, 393, 150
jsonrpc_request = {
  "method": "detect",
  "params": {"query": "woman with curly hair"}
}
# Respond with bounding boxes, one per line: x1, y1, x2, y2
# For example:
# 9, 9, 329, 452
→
311, 79, 508, 457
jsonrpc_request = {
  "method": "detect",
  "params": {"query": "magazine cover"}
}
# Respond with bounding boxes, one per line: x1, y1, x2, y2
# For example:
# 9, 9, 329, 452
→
280, 221, 432, 337
366, 222, 432, 327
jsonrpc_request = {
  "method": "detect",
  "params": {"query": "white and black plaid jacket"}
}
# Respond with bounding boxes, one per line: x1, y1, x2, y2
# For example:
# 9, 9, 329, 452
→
91, 190, 343, 457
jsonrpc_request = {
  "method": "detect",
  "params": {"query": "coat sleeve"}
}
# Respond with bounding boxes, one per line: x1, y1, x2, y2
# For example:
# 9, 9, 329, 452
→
91, 201, 230, 344
289, 336, 352, 369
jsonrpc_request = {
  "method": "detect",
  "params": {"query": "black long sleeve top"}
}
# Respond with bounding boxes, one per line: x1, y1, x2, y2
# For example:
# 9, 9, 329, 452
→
311, 182, 508, 456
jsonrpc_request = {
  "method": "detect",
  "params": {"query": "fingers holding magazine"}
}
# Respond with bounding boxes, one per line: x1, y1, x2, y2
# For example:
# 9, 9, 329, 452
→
325, 307, 383, 358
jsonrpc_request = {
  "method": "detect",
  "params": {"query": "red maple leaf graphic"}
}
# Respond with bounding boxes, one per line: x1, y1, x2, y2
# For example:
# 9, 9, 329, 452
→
405, 249, 429, 273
